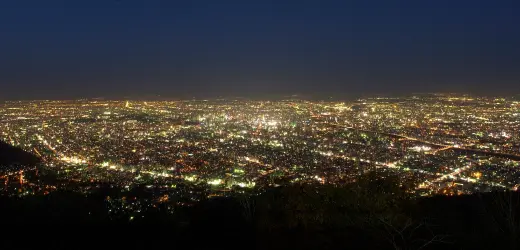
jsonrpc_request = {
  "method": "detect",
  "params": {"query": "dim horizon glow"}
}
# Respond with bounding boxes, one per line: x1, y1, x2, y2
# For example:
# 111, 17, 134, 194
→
0, 0, 519, 99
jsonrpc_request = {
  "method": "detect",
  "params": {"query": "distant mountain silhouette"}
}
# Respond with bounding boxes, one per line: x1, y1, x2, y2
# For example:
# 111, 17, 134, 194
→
0, 141, 40, 166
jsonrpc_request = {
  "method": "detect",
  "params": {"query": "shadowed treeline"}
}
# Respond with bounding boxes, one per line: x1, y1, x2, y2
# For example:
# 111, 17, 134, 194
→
0, 174, 519, 250
1, 142, 519, 249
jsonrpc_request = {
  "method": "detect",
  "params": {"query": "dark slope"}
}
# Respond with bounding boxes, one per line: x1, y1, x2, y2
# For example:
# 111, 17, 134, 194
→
0, 180, 518, 249
0, 140, 40, 166
0, 158, 517, 249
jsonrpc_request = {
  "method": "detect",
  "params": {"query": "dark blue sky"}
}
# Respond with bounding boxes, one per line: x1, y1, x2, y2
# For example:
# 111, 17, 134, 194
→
1, 0, 519, 99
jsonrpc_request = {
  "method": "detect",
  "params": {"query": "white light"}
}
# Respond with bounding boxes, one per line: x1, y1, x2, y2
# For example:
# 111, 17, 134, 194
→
207, 179, 222, 185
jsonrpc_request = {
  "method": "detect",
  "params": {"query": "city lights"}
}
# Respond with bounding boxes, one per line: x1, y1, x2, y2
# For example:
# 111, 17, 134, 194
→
1, 95, 519, 207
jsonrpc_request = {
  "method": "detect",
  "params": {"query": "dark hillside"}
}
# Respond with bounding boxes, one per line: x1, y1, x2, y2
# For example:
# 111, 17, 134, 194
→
0, 157, 518, 249
0, 141, 40, 166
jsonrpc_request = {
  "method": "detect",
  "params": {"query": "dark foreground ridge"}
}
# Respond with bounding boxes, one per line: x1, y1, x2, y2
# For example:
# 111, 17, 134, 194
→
1, 179, 520, 249
1, 143, 519, 249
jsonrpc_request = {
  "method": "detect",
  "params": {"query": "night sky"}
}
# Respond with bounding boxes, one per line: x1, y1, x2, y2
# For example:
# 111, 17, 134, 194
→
1, 0, 519, 100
